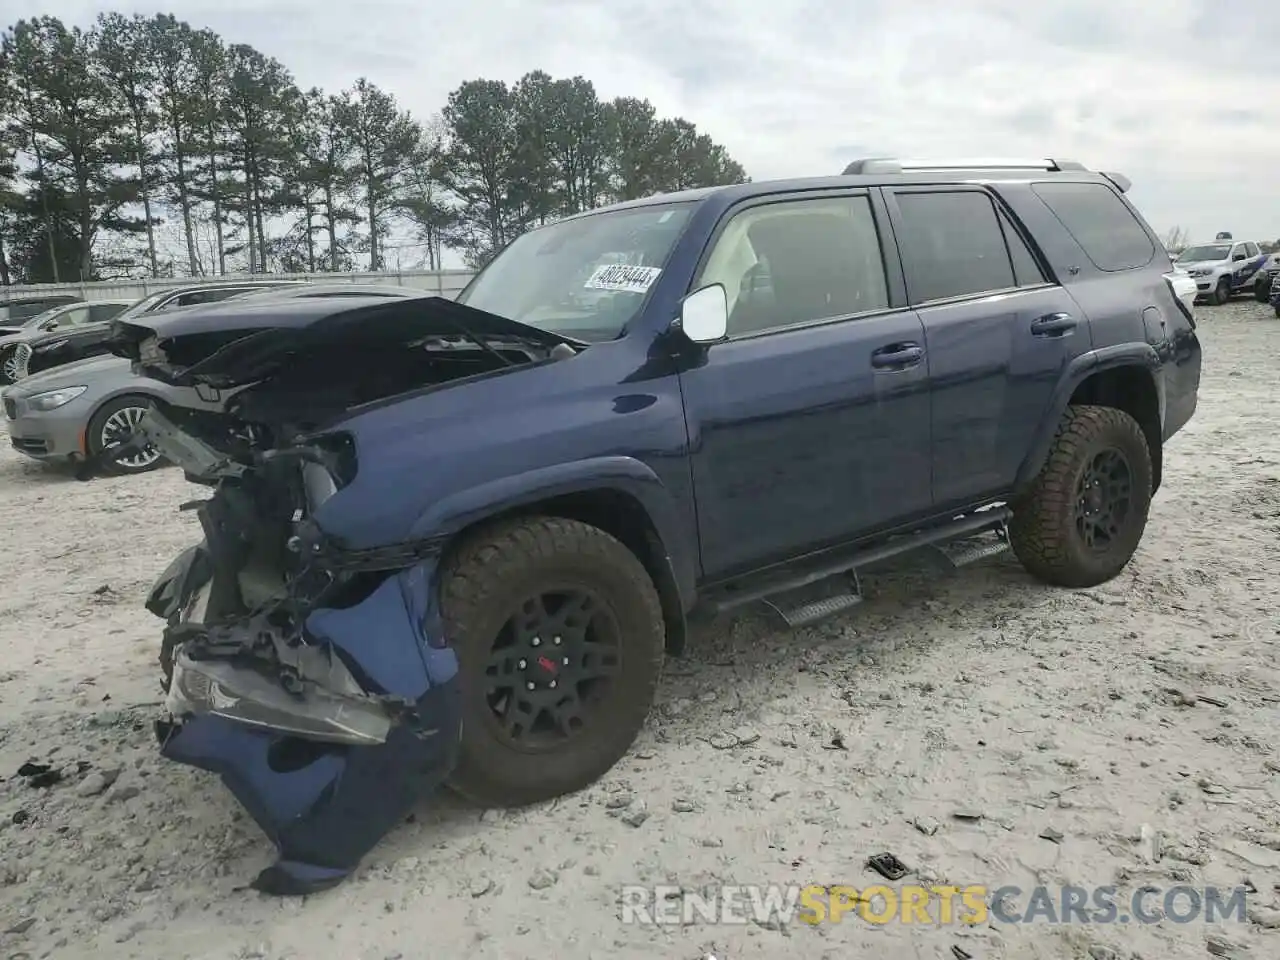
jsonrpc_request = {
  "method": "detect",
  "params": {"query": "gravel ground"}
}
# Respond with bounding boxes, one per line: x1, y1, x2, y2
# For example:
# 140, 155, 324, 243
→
1, 299, 1279, 960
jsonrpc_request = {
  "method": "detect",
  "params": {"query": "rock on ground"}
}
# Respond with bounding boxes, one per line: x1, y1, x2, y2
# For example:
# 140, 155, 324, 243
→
1, 301, 1279, 959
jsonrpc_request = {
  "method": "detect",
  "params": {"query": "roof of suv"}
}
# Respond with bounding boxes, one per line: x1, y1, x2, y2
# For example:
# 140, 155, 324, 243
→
562, 158, 1130, 220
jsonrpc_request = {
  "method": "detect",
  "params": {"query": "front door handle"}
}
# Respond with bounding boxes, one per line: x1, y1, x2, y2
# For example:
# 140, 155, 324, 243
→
1030, 312, 1077, 337
871, 342, 924, 369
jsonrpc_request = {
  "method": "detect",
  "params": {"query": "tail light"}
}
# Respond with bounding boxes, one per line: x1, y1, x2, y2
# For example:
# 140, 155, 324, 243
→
1164, 275, 1197, 329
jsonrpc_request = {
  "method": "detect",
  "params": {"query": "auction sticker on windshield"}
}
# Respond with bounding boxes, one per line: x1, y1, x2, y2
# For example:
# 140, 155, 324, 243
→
584, 264, 662, 293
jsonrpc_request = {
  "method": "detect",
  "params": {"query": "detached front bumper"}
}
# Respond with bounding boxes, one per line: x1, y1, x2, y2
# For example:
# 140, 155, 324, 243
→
147, 545, 462, 895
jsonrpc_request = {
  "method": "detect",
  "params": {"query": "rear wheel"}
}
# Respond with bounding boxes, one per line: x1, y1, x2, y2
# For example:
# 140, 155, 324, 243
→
1010, 405, 1153, 589
1255, 277, 1271, 302
1212, 278, 1231, 304
440, 516, 665, 807
86, 394, 165, 476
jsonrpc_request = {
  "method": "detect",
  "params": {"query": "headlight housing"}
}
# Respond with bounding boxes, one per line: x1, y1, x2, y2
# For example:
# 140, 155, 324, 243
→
28, 385, 87, 411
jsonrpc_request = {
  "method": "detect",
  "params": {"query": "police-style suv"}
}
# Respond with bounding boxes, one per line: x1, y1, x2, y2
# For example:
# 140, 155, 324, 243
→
120, 157, 1202, 894
1173, 234, 1271, 304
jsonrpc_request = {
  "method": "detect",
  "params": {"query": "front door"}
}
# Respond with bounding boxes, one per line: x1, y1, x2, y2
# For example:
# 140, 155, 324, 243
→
677, 191, 934, 579
884, 186, 1092, 507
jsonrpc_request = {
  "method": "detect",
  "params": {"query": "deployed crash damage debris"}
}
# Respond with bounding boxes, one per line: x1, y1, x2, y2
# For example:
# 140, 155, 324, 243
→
164, 611, 413, 746
125, 295, 583, 894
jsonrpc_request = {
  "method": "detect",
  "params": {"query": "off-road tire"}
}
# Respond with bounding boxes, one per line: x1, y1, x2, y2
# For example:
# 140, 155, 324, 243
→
1255, 278, 1271, 302
1212, 278, 1231, 304
1010, 405, 1152, 589
1274, 304, 1280, 319
86, 394, 165, 476
441, 516, 665, 807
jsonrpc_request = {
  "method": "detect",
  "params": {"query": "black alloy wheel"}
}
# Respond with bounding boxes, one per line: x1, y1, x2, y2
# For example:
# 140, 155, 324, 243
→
1073, 448, 1133, 554
483, 587, 622, 748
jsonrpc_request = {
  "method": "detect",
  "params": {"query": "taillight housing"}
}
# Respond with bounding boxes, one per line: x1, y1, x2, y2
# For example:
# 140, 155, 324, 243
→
1165, 276, 1197, 330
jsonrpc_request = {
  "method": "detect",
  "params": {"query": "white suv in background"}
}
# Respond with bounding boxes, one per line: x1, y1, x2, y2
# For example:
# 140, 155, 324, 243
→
1173, 235, 1271, 304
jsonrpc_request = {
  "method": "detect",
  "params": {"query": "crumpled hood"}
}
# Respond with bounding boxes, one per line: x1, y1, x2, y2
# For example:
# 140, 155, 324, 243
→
108, 294, 583, 389
1174, 259, 1224, 272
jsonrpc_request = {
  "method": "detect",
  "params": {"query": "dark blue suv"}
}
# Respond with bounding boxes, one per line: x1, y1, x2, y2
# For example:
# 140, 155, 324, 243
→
111, 157, 1202, 894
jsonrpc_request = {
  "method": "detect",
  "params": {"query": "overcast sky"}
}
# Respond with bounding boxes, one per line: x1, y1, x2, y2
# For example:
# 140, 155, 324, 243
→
34, 0, 1280, 247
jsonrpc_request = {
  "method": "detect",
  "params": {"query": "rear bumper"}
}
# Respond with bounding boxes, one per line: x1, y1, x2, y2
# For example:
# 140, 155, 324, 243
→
147, 545, 462, 895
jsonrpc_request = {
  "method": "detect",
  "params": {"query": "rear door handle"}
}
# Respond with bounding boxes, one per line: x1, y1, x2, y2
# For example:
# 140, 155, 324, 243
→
1030, 312, 1077, 337
871, 342, 924, 369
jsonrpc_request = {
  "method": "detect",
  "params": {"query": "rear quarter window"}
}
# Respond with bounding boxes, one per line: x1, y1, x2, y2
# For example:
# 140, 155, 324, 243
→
1030, 181, 1155, 272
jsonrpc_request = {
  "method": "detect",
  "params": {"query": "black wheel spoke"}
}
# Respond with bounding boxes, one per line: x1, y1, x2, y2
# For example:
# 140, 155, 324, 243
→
500, 696, 537, 739
549, 697, 586, 737
544, 592, 596, 642
580, 641, 621, 679
516, 595, 550, 639
485, 646, 521, 685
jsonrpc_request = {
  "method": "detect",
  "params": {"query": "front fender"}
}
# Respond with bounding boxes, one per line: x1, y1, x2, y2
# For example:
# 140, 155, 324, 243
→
1014, 344, 1163, 492
408, 454, 697, 608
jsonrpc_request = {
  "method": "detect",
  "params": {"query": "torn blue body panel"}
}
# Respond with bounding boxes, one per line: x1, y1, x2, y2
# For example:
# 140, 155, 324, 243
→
149, 545, 462, 895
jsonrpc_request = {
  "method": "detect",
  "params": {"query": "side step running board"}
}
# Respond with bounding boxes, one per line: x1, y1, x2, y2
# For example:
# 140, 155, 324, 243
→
934, 522, 1010, 568
762, 571, 863, 629
700, 507, 1013, 629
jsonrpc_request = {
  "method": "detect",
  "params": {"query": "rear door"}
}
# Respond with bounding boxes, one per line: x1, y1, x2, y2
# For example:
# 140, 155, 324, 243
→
677, 190, 933, 578
882, 186, 1091, 508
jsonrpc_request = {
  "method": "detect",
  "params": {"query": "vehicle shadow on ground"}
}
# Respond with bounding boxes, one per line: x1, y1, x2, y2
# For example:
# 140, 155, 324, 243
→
0, 453, 83, 486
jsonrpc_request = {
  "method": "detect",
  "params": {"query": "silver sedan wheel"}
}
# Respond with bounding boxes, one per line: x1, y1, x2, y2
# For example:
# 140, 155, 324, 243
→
101, 405, 162, 470
1, 351, 20, 382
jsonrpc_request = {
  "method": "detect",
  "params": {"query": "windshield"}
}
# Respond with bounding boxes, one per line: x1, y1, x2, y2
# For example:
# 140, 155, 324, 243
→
1177, 244, 1231, 262
113, 289, 177, 322
19, 306, 71, 328
457, 202, 696, 342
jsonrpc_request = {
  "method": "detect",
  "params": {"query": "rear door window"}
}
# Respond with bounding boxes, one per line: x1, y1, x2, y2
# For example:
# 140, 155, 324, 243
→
1030, 181, 1155, 271
893, 191, 1017, 303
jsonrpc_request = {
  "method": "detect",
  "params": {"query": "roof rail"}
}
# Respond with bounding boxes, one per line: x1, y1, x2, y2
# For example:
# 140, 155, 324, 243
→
841, 158, 1089, 175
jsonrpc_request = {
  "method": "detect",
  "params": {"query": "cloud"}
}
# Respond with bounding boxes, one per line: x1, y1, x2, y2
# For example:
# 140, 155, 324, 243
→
28, 0, 1280, 242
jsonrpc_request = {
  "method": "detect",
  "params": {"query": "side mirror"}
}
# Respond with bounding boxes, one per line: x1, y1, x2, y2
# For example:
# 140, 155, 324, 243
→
41, 319, 58, 331
1232, 253, 1246, 262
676, 283, 728, 343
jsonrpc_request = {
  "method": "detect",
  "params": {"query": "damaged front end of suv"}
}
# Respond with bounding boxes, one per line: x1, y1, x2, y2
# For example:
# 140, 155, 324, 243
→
114, 295, 584, 895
